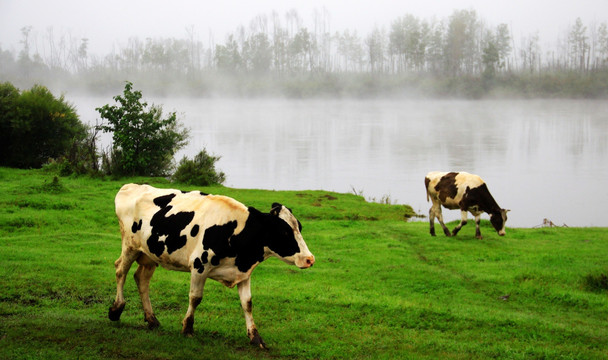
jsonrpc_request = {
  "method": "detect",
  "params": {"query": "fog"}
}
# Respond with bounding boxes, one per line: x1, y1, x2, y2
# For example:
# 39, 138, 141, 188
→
2, 1, 608, 227
2, 0, 607, 56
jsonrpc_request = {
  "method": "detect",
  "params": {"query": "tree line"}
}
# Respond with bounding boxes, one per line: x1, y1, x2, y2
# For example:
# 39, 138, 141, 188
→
2, 9, 608, 97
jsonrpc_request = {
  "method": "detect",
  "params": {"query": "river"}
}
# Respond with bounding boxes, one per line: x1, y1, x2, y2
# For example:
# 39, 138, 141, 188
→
71, 96, 608, 228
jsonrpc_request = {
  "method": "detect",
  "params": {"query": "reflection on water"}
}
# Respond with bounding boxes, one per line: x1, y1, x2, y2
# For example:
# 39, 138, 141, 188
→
73, 97, 608, 227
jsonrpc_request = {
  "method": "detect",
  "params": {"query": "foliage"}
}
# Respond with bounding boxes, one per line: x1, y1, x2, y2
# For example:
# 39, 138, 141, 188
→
0, 168, 607, 359
172, 149, 225, 186
96, 81, 189, 177
41, 125, 102, 176
0, 82, 87, 168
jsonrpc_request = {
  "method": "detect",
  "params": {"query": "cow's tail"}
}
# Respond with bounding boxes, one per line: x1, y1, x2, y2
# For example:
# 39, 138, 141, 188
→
424, 177, 431, 202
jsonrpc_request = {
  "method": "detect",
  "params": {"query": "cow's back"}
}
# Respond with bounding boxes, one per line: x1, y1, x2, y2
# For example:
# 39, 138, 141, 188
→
425, 171, 485, 208
114, 184, 250, 269
116, 184, 169, 222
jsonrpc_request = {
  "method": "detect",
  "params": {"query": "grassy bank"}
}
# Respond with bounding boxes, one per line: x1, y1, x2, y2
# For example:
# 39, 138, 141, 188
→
1, 167, 607, 359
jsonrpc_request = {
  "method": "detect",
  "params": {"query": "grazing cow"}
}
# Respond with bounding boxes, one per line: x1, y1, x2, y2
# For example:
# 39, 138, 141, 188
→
425, 171, 509, 239
109, 184, 315, 349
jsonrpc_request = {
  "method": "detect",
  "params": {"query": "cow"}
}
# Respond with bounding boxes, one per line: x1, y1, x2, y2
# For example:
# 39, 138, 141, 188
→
108, 184, 315, 349
425, 171, 509, 239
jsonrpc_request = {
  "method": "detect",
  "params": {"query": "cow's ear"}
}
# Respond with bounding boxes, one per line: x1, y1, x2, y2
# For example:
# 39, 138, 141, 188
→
270, 203, 282, 216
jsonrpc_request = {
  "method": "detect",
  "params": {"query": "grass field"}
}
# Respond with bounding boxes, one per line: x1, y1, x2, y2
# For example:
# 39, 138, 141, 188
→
1, 167, 607, 359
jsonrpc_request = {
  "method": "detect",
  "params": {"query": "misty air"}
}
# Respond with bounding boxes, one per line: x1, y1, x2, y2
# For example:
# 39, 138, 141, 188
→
1, 1, 608, 358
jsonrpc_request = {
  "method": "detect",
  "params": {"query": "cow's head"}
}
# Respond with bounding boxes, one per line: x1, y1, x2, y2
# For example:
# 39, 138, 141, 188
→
265, 203, 315, 269
490, 208, 509, 236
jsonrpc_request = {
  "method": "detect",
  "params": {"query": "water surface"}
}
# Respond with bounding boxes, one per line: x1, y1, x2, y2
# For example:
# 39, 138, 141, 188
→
73, 97, 608, 228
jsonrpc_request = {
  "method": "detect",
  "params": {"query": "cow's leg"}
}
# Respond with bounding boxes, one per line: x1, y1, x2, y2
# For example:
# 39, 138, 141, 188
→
451, 210, 469, 236
182, 272, 206, 336
474, 214, 483, 239
428, 206, 437, 236
432, 203, 451, 236
109, 241, 140, 321
429, 202, 451, 236
134, 254, 160, 329
238, 277, 267, 349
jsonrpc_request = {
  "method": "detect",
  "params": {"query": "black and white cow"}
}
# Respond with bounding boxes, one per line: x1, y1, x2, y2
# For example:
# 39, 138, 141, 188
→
109, 184, 315, 349
425, 171, 509, 239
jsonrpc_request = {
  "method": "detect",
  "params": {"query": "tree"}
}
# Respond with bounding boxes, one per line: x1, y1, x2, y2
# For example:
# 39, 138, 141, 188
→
215, 34, 243, 73
598, 23, 608, 68
389, 15, 424, 72
568, 18, 589, 71
482, 40, 500, 81
365, 26, 386, 73
336, 30, 362, 72
242, 33, 272, 74
444, 10, 479, 76
289, 28, 314, 72
494, 24, 512, 71
96, 81, 188, 176
521, 32, 540, 73
0, 83, 87, 168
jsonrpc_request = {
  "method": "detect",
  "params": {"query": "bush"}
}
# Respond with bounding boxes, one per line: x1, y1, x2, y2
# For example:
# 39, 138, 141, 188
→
172, 149, 225, 186
43, 125, 101, 176
0, 82, 87, 168
96, 81, 189, 177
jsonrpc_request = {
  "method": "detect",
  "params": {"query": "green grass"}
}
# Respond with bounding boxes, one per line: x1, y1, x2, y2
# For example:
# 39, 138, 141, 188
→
1, 167, 607, 359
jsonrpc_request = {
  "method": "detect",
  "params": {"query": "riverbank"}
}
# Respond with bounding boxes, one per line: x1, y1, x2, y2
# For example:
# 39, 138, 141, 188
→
1, 167, 607, 359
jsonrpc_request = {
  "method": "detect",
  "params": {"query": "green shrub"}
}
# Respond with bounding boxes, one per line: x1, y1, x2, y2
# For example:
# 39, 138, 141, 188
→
172, 149, 225, 186
42, 125, 101, 176
0, 83, 87, 168
96, 81, 189, 177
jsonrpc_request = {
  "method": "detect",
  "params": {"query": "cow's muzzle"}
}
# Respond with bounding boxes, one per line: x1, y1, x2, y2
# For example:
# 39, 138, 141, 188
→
297, 255, 315, 269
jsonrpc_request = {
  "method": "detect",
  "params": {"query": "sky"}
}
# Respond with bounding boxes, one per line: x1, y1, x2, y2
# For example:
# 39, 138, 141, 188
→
1, 0, 607, 57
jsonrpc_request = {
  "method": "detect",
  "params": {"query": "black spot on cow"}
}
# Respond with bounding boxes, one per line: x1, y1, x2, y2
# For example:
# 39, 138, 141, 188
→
193, 257, 205, 274
147, 193, 195, 257
435, 172, 459, 202
179, 189, 208, 197
197, 206, 302, 273
201, 251, 208, 264
131, 219, 142, 233
153, 194, 175, 208
202, 221, 238, 266
200, 211, 266, 273
461, 184, 497, 213
462, 183, 506, 230
191, 224, 199, 237
211, 256, 220, 266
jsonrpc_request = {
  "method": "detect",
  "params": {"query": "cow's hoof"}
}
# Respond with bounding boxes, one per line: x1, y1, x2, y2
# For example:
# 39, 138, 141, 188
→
108, 304, 125, 321
248, 328, 267, 349
146, 315, 160, 329
181, 316, 195, 337
250, 335, 267, 350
